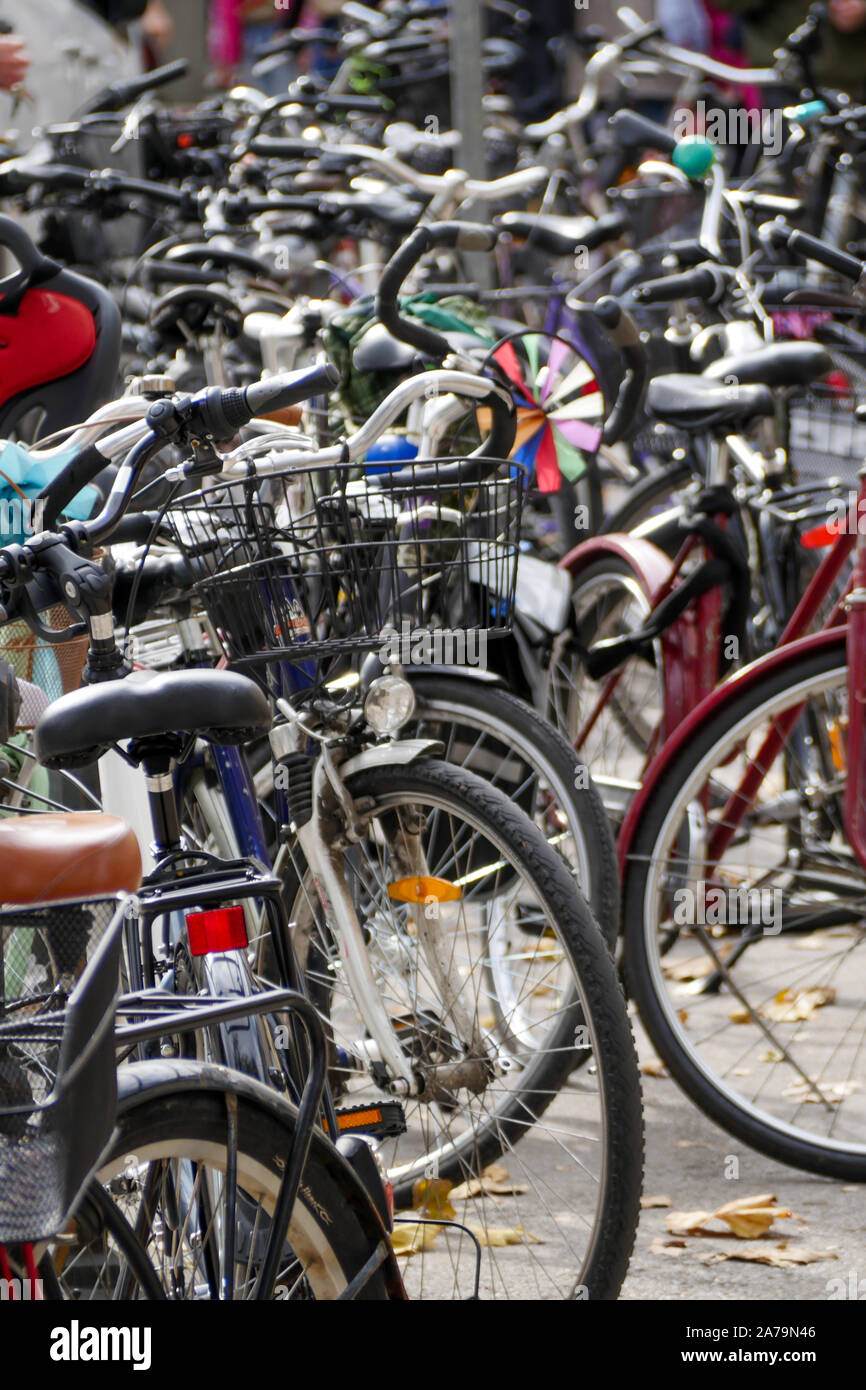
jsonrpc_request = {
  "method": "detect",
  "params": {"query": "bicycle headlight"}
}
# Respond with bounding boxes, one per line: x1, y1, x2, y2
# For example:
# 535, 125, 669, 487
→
364, 675, 416, 735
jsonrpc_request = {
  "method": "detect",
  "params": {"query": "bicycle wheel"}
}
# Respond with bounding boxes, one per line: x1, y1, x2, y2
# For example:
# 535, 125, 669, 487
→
276, 758, 643, 1298
404, 672, 619, 949
622, 636, 866, 1178
545, 555, 664, 824
47, 1064, 398, 1300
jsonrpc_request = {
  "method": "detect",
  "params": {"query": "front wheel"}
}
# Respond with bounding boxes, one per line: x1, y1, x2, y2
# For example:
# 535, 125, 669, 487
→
277, 757, 643, 1298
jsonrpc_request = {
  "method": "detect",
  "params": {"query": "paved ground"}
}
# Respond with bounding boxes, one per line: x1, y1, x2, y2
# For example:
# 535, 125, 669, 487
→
620, 1011, 866, 1302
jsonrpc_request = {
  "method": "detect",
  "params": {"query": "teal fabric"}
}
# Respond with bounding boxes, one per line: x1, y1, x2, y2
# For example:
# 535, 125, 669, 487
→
0, 441, 98, 546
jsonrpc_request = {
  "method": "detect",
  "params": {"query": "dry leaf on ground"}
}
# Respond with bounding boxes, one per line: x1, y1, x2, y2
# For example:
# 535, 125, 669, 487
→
731, 986, 836, 1025
649, 1237, 688, 1256
641, 1194, 673, 1210
640, 1059, 668, 1078
450, 1164, 528, 1200
697, 1244, 836, 1269
467, 1224, 541, 1248
411, 1177, 455, 1220
665, 1193, 793, 1239
781, 1077, 860, 1104
391, 1222, 442, 1256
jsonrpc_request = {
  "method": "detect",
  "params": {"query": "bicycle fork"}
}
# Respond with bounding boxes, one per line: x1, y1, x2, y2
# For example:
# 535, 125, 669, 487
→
272, 717, 491, 1101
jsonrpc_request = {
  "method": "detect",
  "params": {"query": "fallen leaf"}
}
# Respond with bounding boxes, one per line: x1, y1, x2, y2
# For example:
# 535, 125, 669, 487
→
665, 1194, 793, 1239
411, 1177, 455, 1220
640, 1059, 668, 1078
697, 1244, 836, 1269
665, 1209, 716, 1237
391, 1222, 442, 1255
730, 987, 835, 1025
760, 1048, 783, 1063
780, 1077, 860, 1104
451, 1164, 528, 1200
641, 1194, 673, 1210
714, 1193, 792, 1239
466, 1224, 541, 1248
649, 1237, 687, 1256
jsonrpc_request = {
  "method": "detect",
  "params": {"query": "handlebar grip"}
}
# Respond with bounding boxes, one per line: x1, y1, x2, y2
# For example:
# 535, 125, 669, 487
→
79, 58, 189, 116
244, 364, 340, 418
106, 511, 165, 545
427, 221, 499, 252
608, 109, 677, 155
634, 264, 726, 305
788, 228, 864, 282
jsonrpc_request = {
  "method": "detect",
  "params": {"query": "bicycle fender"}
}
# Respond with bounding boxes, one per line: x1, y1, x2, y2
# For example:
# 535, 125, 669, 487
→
339, 738, 444, 781
558, 533, 674, 596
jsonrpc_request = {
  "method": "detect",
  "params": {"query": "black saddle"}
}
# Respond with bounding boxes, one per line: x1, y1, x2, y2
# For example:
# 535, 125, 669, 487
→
36, 669, 271, 770
703, 341, 831, 389
647, 374, 775, 431
352, 321, 481, 373
496, 209, 626, 258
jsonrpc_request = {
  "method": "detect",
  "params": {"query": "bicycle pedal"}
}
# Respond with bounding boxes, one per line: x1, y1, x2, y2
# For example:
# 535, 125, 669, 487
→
327, 1101, 407, 1139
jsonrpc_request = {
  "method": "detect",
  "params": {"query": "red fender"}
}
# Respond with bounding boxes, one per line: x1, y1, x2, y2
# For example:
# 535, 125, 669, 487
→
558, 533, 674, 596
558, 532, 714, 742
617, 626, 847, 873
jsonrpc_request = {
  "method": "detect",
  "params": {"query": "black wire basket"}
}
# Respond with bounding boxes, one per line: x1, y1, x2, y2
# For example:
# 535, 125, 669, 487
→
0, 896, 127, 1243
166, 457, 526, 675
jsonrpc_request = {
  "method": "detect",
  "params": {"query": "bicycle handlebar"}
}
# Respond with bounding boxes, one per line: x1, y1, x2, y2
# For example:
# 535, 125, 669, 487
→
78, 58, 190, 117
633, 263, 729, 305
376, 221, 498, 360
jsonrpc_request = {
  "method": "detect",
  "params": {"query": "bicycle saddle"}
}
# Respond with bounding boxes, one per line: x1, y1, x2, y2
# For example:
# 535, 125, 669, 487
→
496, 210, 627, 258
646, 374, 775, 431
0, 812, 141, 903
35, 669, 271, 770
703, 341, 831, 389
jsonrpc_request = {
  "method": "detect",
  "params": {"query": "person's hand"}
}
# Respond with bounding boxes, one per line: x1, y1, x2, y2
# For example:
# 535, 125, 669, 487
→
140, 0, 174, 55
830, 0, 866, 33
0, 37, 29, 92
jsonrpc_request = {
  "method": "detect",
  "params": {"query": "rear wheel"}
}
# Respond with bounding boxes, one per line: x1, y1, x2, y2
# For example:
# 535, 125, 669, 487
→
623, 640, 866, 1178
49, 1072, 396, 1300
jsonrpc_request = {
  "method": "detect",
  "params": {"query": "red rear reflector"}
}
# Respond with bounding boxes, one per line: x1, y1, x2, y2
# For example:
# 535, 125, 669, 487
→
177, 132, 194, 148
800, 522, 837, 549
186, 906, 248, 956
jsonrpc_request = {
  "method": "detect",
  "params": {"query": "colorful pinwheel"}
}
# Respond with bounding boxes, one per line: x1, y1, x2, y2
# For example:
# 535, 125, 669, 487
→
487, 332, 604, 493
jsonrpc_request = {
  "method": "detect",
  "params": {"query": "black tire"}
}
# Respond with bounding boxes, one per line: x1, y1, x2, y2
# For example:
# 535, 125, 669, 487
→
72, 1065, 398, 1300
545, 555, 664, 824
602, 456, 695, 536
405, 672, 620, 949
281, 757, 643, 1298
622, 637, 866, 1179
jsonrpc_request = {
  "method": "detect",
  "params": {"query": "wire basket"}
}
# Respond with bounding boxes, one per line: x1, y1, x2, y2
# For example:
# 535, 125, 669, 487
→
2, 607, 88, 725
0, 896, 127, 1243
786, 350, 866, 486
165, 458, 526, 678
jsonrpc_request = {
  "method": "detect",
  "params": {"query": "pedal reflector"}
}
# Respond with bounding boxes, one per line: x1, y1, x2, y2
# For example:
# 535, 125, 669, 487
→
387, 876, 461, 903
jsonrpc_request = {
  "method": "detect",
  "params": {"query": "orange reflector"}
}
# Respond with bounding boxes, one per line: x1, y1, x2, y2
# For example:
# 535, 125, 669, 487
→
336, 1107, 383, 1131
387, 876, 462, 903
829, 718, 847, 771
800, 522, 837, 549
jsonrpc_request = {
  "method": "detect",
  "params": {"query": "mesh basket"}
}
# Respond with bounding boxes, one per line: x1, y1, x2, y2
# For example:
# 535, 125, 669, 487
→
787, 351, 866, 486
166, 458, 525, 676
0, 896, 126, 1243
1, 606, 88, 726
